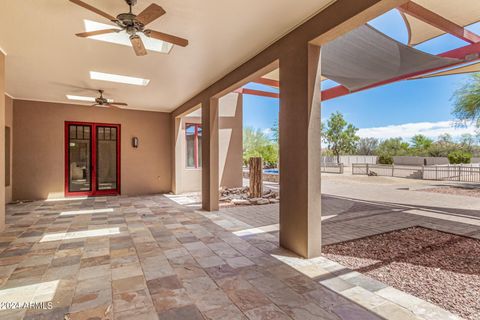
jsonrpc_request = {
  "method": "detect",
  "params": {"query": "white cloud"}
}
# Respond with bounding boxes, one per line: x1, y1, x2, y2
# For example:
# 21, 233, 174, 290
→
357, 121, 478, 140
262, 128, 273, 137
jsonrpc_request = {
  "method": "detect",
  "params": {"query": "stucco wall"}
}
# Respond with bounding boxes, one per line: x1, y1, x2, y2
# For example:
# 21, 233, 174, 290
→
5, 95, 12, 204
0, 53, 5, 231
393, 156, 449, 166
174, 92, 243, 193
13, 100, 172, 200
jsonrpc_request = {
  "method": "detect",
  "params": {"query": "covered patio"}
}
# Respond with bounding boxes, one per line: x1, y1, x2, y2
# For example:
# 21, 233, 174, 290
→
0, 0, 480, 319
3, 188, 476, 319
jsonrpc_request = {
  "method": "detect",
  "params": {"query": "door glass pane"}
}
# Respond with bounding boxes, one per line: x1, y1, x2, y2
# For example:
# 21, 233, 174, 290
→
185, 124, 195, 168
97, 126, 117, 190
69, 125, 91, 192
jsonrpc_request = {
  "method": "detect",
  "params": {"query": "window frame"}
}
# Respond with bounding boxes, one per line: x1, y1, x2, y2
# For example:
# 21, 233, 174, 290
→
185, 123, 202, 169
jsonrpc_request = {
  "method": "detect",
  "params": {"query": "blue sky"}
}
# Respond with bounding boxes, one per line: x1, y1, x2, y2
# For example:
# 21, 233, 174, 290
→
243, 10, 480, 141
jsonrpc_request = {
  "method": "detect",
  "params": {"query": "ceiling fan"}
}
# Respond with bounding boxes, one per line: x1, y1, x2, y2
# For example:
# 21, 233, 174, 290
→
92, 90, 127, 108
70, 0, 189, 56
74, 90, 128, 108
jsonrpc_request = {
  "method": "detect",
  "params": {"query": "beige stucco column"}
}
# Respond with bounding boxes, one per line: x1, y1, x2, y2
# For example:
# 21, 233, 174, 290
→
0, 51, 6, 231
171, 116, 182, 194
201, 98, 219, 211
279, 44, 322, 258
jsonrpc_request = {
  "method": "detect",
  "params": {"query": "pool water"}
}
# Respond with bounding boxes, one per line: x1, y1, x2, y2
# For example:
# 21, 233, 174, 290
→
264, 169, 279, 174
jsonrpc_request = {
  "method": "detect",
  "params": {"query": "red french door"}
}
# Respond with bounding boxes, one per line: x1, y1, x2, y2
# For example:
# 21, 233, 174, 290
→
65, 121, 121, 197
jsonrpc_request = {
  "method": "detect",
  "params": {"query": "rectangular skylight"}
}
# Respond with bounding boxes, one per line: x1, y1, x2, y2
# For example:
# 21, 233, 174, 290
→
90, 71, 150, 86
66, 94, 113, 103
83, 20, 173, 54
66, 95, 96, 102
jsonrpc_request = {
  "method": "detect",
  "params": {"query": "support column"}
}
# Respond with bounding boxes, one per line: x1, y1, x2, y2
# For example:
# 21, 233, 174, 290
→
201, 98, 219, 211
279, 44, 322, 258
171, 116, 182, 194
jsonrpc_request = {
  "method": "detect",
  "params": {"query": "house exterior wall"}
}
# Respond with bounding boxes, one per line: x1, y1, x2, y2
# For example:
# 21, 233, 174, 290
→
0, 52, 5, 231
5, 95, 12, 204
12, 100, 172, 200
179, 116, 202, 193
175, 92, 243, 193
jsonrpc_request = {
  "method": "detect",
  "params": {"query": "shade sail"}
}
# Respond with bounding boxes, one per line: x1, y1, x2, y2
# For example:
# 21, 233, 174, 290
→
412, 61, 480, 79
400, 0, 480, 46
320, 24, 460, 91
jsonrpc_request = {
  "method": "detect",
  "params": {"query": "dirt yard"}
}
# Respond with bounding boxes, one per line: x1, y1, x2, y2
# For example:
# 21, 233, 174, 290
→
323, 227, 480, 320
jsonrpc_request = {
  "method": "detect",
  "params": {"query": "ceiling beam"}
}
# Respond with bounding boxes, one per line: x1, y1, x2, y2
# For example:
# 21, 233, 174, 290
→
253, 78, 280, 87
322, 41, 480, 101
234, 88, 280, 99
398, 1, 480, 44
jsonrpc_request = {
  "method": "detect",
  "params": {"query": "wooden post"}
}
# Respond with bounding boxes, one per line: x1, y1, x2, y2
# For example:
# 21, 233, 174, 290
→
249, 157, 263, 198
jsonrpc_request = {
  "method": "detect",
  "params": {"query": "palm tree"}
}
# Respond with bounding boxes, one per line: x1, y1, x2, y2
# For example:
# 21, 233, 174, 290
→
452, 73, 480, 128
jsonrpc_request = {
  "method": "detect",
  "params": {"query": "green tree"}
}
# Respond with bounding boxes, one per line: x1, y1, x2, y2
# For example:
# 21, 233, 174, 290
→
356, 137, 379, 155
448, 150, 472, 164
322, 112, 360, 163
271, 120, 279, 143
410, 134, 433, 156
377, 138, 410, 157
428, 134, 456, 157
459, 133, 476, 153
243, 127, 278, 167
452, 73, 480, 128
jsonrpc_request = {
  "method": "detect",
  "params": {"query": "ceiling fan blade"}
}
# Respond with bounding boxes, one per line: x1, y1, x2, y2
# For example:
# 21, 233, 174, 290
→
136, 4, 166, 26
109, 102, 128, 106
69, 0, 117, 21
144, 30, 188, 47
130, 35, 147, 56
105, 104, 123, 109
76, 29, 119, 37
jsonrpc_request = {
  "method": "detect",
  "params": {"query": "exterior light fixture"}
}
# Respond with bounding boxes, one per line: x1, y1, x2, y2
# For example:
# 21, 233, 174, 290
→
132, 137, 139, 148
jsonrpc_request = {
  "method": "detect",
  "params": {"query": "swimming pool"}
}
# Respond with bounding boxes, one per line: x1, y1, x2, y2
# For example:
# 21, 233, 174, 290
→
264, 169, 279, 174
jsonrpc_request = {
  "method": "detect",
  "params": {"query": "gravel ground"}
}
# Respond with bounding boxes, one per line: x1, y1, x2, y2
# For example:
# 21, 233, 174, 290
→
419, 185, 480, 197
323, 227, 480, 320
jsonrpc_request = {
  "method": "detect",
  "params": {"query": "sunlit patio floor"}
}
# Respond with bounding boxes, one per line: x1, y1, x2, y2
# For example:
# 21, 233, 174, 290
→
0, 193, 475, 319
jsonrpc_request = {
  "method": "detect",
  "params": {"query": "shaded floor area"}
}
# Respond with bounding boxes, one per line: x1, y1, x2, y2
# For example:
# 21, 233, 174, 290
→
0, 195, 384, 320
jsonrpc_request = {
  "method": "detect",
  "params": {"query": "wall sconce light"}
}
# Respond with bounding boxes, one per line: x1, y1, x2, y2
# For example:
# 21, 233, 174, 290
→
132, 137, 139, 148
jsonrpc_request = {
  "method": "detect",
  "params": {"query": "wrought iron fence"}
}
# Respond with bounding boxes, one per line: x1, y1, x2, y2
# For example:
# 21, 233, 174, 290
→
321, 163, 344, 174
423, 165, 480, 182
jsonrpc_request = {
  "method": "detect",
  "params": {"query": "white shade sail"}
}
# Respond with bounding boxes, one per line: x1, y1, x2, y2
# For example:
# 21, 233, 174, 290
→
412, 61, 480, 79
321, 25, 460, 91
400, 0, 480, 46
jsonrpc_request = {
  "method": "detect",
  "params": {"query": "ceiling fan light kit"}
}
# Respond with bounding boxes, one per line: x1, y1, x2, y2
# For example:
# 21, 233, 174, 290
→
70, 0, 189, 56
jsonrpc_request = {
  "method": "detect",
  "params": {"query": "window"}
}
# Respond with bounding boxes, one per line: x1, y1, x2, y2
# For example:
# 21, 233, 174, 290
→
186, 123, 202, 168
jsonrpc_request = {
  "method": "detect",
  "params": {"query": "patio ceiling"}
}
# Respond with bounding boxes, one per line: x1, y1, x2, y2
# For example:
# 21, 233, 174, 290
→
0, 0, 335, 112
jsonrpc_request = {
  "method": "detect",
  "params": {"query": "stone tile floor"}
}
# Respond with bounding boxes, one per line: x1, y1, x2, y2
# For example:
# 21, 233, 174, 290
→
0, 195, 384, 320
0, 193, 475, 319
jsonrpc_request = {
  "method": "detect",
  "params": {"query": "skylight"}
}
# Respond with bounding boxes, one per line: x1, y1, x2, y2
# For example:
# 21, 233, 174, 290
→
66, 95, 95, 102
90, 71, 150, 86
66, 94, 113, 103
83, 20, 173, 54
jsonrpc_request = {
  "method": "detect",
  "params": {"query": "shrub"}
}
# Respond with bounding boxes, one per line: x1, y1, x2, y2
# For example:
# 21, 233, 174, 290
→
448, 150, 472, 164
378, 154, 393, 165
